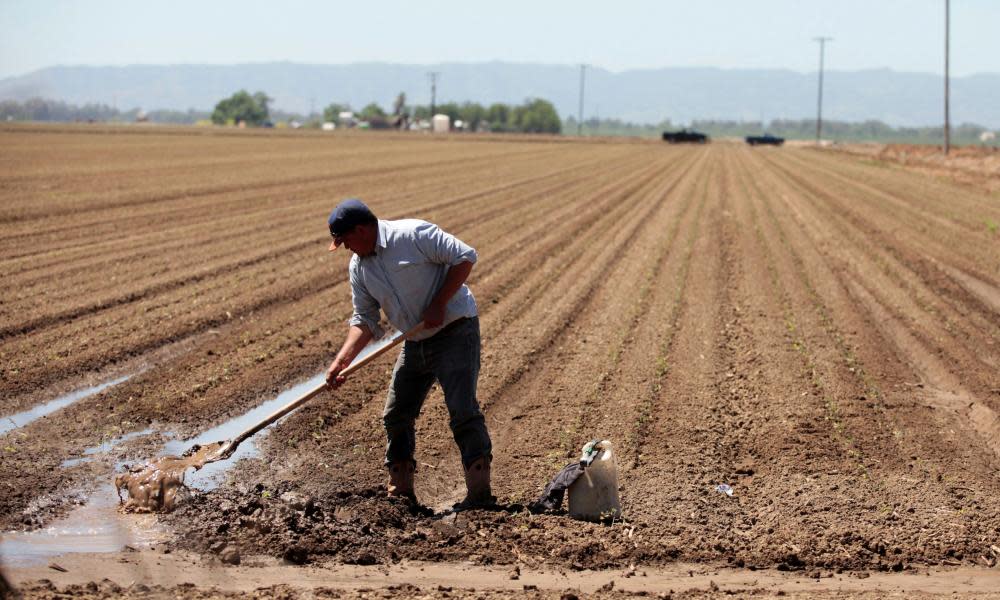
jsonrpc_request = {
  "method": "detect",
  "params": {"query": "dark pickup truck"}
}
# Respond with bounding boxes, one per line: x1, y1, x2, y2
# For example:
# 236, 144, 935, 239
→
745, 134, 785, 146
662, 129, 709, 144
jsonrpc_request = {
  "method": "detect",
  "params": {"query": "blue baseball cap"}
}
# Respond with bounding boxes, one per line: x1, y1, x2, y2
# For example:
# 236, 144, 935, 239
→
327, 198, 377, 250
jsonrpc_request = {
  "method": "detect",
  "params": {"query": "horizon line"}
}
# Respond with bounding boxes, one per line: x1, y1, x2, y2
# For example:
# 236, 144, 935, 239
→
2, 60, 998, 81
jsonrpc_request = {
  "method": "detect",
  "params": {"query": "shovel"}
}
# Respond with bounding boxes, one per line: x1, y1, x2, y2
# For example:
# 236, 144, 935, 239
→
207, 322, 425, 463
117, 324, 425, 511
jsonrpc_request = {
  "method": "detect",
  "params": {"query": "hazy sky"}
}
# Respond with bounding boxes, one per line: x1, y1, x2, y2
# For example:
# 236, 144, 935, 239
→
1, 0, 996, 80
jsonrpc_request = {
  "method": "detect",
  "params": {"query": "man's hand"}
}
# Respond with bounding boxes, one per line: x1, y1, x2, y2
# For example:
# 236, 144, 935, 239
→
423, 261, 472, 329
325, 358, 351, 389
422, 300, 446, 329
327, 325, 374, 390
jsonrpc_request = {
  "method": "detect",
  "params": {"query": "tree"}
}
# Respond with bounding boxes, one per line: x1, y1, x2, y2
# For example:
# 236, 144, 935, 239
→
434, 102, 461, 122
411, 105, 431, 120
458, 102, 486, 131
323, 103, 351, 123
211, 90, 271, 126
359, 102, 387, 121
359, 102, 392, 129
516, 98, 561, 134
486, 103, 511, 131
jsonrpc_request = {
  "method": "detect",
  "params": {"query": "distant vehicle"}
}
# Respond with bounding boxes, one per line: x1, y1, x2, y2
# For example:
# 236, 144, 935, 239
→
745, 134, 785, 146
662, 129, 708, 143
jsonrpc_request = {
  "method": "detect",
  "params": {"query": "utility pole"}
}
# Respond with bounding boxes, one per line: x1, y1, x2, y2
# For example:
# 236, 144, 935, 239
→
814, 37, 833, 144
427, 72, 440, 116
578, 64, 586, 136
944, 0, 951, 154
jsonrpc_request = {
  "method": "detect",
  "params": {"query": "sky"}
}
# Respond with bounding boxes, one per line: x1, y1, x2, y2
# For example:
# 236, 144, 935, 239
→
0, 0, 997, 80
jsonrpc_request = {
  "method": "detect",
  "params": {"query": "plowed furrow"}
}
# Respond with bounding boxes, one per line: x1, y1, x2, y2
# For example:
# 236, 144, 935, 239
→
0, 149, 630, 385
0, 148, 623, 334
547, 152, 713, 468
0, 143, 556, 225
420, 150, 708, 505
619, 157, 713, 471
795, 148, 1000, 234
619, 146, 734, 564
0, 145, 589, 266
760, 152, 1000, 344
746, 146, 1000, 471
1, 150, 640, 405
754, 152, 1000, 391
479, 149, 712, 502
735, 147, 1000, 566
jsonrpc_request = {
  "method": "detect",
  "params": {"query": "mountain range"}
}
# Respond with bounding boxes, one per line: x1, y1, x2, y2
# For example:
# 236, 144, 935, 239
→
0, 62, 997, 128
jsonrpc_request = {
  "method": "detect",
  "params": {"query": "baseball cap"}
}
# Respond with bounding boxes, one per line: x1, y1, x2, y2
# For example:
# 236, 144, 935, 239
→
327, 198, 377, 250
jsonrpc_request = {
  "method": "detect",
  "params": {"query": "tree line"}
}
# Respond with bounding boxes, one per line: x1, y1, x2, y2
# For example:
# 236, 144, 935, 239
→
689, 118, 995, 144
3, 96, 993, 144
0, 97, 208, 123
320, 94, 562, 134
177, 89, 564, 134
565, 116, 997, 145
0, 93, 560, 134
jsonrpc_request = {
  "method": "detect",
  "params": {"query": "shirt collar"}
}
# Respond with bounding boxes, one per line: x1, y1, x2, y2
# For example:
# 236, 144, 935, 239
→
376, 220, 388, 250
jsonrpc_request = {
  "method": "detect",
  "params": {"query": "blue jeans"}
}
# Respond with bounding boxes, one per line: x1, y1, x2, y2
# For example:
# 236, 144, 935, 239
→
383, 317, 492, 469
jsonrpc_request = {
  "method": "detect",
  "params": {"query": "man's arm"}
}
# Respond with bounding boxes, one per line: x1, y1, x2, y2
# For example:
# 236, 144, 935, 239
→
422, 260, 473, 328
326, 324, 375, 389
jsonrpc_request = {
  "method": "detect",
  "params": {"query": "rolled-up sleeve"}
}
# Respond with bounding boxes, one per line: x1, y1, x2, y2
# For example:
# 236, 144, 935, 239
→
347, 261, 385, 340
413, 222, 477, 266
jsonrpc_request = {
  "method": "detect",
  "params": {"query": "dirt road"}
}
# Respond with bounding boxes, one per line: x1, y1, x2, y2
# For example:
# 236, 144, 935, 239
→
2, 125, 999, 597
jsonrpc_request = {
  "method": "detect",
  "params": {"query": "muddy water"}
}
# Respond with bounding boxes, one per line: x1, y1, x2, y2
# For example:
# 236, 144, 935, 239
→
61, 428, 157, 468
0, 484, 167, 566
116, 331, 402, 511
0, 374, 134, 436
153, 374, 327, 493
1, 368, 334, 562
1, 332, 403, 565
115, 443, 229, 512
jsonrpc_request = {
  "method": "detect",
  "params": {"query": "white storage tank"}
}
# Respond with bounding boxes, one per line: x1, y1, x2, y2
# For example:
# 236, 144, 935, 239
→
432, 114, 450, 133
568, 440, 622, 521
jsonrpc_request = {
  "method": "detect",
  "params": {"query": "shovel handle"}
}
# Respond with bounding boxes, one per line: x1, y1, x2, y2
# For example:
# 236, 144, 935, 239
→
219, 323, 424, 457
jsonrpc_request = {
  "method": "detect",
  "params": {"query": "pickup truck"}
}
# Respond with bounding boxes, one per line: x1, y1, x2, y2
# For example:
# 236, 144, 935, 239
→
745, 134, 785, 146
662, 129, 709, 144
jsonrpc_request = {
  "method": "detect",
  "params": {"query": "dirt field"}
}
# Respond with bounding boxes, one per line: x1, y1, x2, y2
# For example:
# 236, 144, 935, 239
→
2, 125, 999, 598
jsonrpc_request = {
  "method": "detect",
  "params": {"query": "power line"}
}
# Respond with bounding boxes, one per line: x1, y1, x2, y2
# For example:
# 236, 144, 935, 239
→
944, 0, 951, 154
578, 64, 587, 137
814, 36, 833, 144
427, 72, 440, 116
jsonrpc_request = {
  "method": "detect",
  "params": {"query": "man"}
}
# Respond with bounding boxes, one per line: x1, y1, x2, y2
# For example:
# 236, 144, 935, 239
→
324, 198, 494, 509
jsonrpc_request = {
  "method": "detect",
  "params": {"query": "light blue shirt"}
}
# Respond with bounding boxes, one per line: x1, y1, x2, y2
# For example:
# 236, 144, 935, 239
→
348, 219, 478, 342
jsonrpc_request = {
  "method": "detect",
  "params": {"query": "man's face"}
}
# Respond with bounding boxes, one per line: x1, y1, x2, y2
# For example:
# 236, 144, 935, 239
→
332, 223, 376, 256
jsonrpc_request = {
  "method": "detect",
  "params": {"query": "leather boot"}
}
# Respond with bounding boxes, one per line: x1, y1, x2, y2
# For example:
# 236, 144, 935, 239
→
387, 460, 415, 500
454, 456, 496, 510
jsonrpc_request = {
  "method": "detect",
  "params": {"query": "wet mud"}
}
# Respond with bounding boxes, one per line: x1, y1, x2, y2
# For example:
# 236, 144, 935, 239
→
115, 442, 228, 512
3, 127, 1000, 597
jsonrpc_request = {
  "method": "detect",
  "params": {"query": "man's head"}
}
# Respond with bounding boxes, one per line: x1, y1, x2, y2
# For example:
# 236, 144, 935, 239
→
328, 198, 378, 255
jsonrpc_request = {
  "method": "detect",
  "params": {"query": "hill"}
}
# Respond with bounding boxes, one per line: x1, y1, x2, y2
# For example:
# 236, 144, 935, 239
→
0, 62, 997, 128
